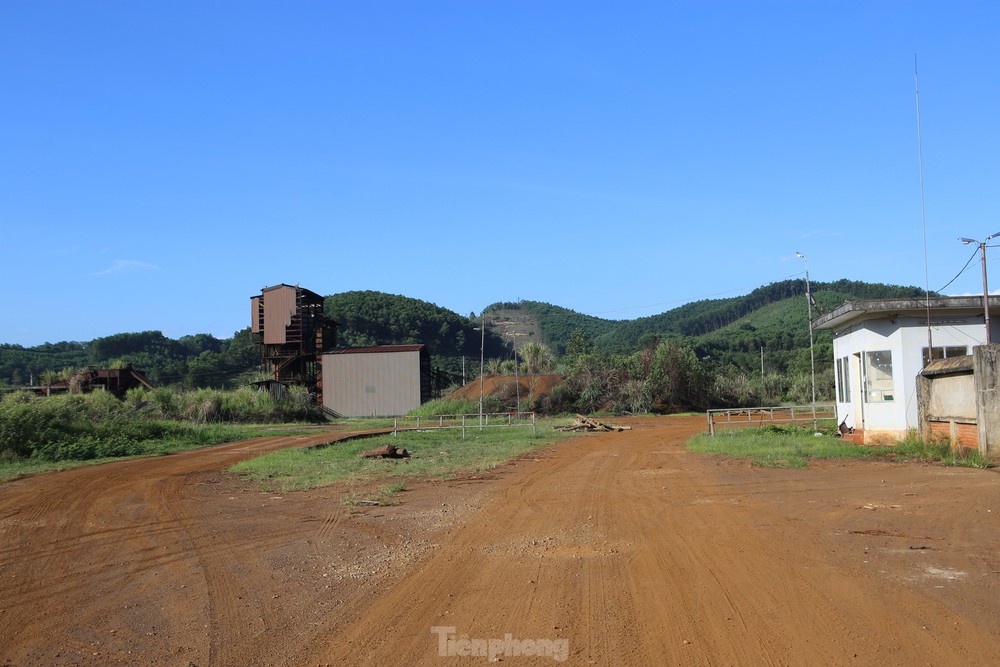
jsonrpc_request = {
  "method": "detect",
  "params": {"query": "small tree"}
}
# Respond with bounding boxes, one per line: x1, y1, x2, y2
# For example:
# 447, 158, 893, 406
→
520, 341, 553, 374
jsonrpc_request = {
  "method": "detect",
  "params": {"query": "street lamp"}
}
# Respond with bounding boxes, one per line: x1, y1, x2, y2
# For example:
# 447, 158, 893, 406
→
959, 232, 1000, 345
479, 314, 486, 429
795, 252, 818, 430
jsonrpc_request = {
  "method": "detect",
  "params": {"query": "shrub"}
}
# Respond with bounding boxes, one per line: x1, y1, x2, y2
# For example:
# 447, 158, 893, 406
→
0, 385, 322, 463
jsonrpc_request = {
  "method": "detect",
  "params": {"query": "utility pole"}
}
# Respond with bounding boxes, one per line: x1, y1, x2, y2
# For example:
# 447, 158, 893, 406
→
960, 233, 1000, 344
479, 313, 486, 429
796, 252, 818, 430
514, 346, 520, 413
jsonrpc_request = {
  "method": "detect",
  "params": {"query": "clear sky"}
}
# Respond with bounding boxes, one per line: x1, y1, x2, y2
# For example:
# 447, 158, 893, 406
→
3, 1, 999, 347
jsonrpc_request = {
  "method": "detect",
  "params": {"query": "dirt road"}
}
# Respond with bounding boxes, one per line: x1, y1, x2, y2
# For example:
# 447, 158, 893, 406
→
2, 417, 999, 666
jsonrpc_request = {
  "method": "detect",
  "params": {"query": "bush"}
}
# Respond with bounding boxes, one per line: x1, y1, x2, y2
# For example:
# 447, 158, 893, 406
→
0, 385, 323, 463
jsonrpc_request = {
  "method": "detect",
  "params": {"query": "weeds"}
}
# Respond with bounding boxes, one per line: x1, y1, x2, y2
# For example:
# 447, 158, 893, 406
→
341, 481, 408, 507
688, 426, 994, 469
229, 423, 571, 493
0, 387, 325, 477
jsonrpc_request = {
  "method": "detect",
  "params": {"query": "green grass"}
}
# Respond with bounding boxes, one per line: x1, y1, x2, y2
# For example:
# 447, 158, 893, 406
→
688, 425, 993, 469
342, 481, 409, 507
228, 421, 574, 493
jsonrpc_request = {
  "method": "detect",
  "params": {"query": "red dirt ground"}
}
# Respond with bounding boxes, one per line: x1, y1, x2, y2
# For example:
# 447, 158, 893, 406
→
2, 417, 1000, 666
447, 374, 561, 402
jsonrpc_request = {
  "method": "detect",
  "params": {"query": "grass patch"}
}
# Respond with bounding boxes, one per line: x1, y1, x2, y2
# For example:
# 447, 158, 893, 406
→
0, 424, 316, 483
228, 421, 573, 493
342, 481, 408, 507
688, 425, 994, 469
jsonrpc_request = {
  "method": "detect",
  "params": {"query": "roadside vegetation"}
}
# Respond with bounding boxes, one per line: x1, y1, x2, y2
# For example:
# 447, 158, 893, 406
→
0, 386, 323, 481
228, 421, 572, 495
688, 425, 993, 469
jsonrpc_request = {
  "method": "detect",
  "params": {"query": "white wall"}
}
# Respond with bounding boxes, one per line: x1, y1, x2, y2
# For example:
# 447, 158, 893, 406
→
831, 316, 988, 439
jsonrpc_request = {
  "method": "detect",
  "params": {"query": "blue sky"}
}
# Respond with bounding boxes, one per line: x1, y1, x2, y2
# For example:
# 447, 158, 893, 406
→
3, 1, 999, 346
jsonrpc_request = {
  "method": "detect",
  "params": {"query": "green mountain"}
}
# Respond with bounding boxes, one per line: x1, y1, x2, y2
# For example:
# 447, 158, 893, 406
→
490, 279, 930, 374
324, 290, 507, 382
0, 280, 931, 390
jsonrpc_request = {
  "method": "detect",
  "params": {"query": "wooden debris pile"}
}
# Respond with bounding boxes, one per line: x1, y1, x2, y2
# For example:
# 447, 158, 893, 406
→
358, 444, 410, 459
556, 415, 631, 432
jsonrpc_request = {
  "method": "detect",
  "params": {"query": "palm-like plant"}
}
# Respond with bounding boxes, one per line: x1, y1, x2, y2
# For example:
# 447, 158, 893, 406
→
519, 342, 553, 375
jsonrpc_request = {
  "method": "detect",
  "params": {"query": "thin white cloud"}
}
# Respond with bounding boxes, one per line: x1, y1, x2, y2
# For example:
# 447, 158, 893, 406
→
91, 259, 160, 276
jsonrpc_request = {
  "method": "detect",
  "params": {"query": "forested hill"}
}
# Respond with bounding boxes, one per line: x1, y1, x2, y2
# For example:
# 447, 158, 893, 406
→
1, 280, 930, 388
593, 279, 930, 353
489, 279, 930, 373
324, 291, 507, 379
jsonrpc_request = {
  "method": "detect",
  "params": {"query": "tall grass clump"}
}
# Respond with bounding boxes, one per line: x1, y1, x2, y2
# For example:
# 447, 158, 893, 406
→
689, 425, 993, 469
0, 385, 324, 465
1, 390, 175, 461
408, 395, 507, 417
891, 430, 993, 468
129, 385, 322, 423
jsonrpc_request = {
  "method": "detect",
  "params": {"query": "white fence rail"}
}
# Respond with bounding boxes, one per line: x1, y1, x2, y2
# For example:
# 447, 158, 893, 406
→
392, 412, 537, 438
706, 405, 836, 436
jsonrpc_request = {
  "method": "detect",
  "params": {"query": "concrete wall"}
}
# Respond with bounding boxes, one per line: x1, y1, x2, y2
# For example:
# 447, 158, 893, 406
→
917, 370, 977, 449
926, 374, 977, 421
974, 345, 1000, 460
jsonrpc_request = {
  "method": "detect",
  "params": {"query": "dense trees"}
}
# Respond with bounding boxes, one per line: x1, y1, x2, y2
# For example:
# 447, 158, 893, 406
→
1, 281, 927, 413
503, 280, 930, 377
0, 330, 260, 389
326, 291, 507, 382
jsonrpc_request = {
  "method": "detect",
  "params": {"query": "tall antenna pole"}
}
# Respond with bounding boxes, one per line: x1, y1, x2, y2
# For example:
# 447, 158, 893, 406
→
915, 55, 934, 363
796, 252, 818, 430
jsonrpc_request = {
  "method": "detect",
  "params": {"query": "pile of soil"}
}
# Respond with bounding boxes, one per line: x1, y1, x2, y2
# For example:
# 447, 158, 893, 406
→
446, 374, 561, 403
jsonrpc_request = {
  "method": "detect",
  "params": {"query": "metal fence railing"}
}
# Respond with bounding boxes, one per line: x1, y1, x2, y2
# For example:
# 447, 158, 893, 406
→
706, 404, 836, 436
392, 412, 537, 438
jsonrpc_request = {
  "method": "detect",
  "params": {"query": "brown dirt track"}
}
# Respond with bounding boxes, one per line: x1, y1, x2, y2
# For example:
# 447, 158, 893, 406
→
2, 417, 1000, 666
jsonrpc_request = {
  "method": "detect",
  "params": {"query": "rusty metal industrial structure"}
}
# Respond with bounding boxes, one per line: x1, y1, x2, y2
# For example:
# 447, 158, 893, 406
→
250, 284, 337, 401
32, 367, 155, 398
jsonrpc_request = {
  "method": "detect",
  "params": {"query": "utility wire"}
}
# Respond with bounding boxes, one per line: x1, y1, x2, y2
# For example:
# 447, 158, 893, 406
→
936, 247, 981, 293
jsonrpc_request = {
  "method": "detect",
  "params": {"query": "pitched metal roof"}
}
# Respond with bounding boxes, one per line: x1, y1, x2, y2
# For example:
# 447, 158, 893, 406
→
327, 344, 426, 354
920, 355, 974, 376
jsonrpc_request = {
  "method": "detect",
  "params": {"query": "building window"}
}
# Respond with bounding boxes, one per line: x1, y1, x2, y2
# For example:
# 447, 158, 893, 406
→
864, 350, 894, 402
836, 356, 851, 403
922, 345, 969, 365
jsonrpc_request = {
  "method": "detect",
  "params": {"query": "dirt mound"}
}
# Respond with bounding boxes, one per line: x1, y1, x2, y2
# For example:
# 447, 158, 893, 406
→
446, 374, 561, 403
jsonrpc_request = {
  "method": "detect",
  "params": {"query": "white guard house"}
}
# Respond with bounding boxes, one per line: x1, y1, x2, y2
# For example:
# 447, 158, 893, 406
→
813, 296, 1000, 443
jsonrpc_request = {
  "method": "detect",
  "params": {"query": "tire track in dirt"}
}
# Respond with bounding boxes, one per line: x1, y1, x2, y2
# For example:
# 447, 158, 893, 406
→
0, 428, 377, 666
314, 417, 1000, 666
4, 418, 1000, 665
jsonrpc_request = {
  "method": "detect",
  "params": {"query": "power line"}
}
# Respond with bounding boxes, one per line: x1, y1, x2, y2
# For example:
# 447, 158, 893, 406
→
937, 246, 984, 293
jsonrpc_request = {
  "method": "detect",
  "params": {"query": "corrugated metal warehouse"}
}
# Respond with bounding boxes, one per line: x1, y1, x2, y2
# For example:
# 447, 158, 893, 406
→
321, 345, 431, 417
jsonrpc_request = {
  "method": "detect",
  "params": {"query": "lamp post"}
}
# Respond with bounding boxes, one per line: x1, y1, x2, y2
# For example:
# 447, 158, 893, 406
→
479, 314, 486, 429
959, 232, 1000, 345
795, 252, 818, 430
